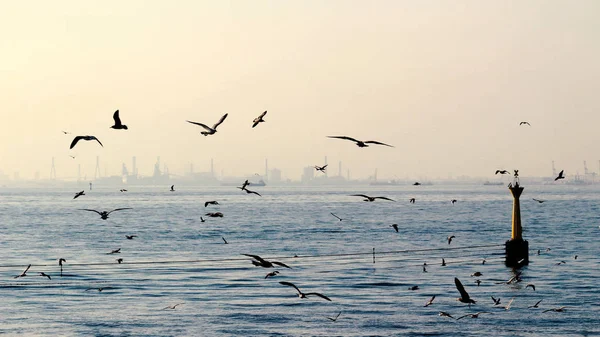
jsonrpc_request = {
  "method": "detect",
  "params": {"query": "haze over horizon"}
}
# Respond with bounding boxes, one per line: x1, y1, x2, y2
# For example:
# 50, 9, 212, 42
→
2, 1, 599, 181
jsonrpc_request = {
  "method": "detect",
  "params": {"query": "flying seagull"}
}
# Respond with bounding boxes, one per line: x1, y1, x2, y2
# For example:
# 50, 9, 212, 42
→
222, 237, 228, 244
455, 277, 476, 306
315, 165, 327, 173
457, 312, 491, 320
205, 212, 224, 218
265, 271, 279, 279
39, 272, 51, 280
186, 113, 228, 136
528, 299, 543, 308
519, 122, 531, 126
451, 199, 457, 204
240, 188, 261, 196
79, 208, 132, 220
163, 303, 184, 310
424, 295, 436, 307
491, 296, 501, 306
390, 224, 399, 232
526, 284, 536, 291
409, 198, 415, 204
70, 136, 103, 149
327, 136, 393, 148
495, 170, 510, 175
555, 170, 565, 181
447, 235, 455, 245
350, 194, 394, 202
116, 258, 123, 264
505, 297, 515, 311
125, 235, 137, 240
14, 264, 31, 278
326, 311, 342, 322
205, 201, 219, 207
543, 306, 566, 313
200, 217, 205, 222
279, 281, 332, 301
73, 190, 85, 199
532, 198, 545, 203
62, 130, 70, 134
110, 110, 128, 130
252, 110, 267, 128
107, 248, 121, 254
438, 312, 454, 319
242, 254, 291, 269
413, 182, 421, 186
330, 213, 343, 221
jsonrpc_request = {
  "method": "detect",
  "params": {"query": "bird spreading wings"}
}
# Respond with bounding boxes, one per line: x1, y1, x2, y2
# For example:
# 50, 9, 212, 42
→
187, 113, 228, 136
279, 281, 332, 301
327, 136, 394, 148
70, 136, 103, 149
252, 110, 267, 128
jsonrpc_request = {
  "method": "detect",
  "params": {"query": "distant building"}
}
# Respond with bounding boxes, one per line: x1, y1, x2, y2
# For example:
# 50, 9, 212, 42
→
269, 168, 282, 183
301, 166, 314, 183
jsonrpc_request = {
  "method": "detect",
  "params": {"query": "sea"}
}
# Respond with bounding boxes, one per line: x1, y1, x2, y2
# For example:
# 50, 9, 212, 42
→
0, 183, 598, 336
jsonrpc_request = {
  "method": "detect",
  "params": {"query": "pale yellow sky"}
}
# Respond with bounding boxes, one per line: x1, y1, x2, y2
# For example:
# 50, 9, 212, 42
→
1, 1, 599, 180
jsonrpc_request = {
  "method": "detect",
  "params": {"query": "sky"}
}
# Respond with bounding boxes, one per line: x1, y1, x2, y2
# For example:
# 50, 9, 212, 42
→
1, 1, 599, 181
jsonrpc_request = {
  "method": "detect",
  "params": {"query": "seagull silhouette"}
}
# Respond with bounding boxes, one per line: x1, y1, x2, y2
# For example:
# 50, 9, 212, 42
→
110, 110, 128, 130
409, 285, 419, 291
79, 208, 132, 220
491, 296, 501, 305
409, 198, 415, 204
39, 272, 51, 280
327, 136, 393, 148
252, 110, 267, 128
455, 277, 476, 306
243, 254, 291, 268
73, 190, 85, 199
205, 212, 223, 217
532, 198, 545, 203
170, 185, 175, 192
187, 113, 228, 136
424, 295, 436, 307
314, 165, 328, 173
125, 235, 137, 240
116, 258, 123, 264
330, 213, 343, 221
457, 312, 490, 320
265, 271, 279, 279
70, 136, 103, 149
326, 311, 342, 322
200, 217, 206, 222
390, 224, 399, 232
555, 170, 565, 181
495, 170, 510, 175
471, 272, 482, 277
350, 194, 394, 202
438, 312, 454, 319
279, 281, 332, 301
107, 248, 121, 254
413, 182, 421, 186
543, 306, 566, 313
205, 201, 219, 207
240, 188, 261, 197
447, 235, 455, 244
442, 258, 446, 266
526, 284, 536, 291
14, 264, 31, 278
451, 199, 457, 204
222, 237, 228, 244
519, 122, 531, 126
528, 299, 543, 308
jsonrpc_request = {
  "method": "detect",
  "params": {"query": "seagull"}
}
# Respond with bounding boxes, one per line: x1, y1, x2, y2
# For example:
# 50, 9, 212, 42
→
314, 165, 328, 173
330, 213, 343, 221
265, 271, 279, 279
252, 111, 267, 128
279, 281, 332, 301
170, 185, 175, 192
413, 182, 421, 186
326, 311, 342, 322
455, 277, 476, 306
543, 306, 566, 313
555, 170, 565, 181
350, 194, 394, 202
58, 258, 66, 277
519, 122, 531, 126
240, 188, 261, 196
116, 258, 123, 264
409, 198, 415, 204
327, 136, 393, 148
495, 170, 510, 175
438, 312, 455, 319
239, 180, 250, 190
574, 255, 578, 260
491, 296, 501, 305
39, 272, 51, 280
526, 284, 536, 291
457, 312, 491, 320
409, 285, 419, 291
200, 217, 206, 222
390, 224, 399, 232
242, 254, 291, 268
222, 237, 228, 244
163, 303, 184, 310
505, 297, 515, 310
69, 136, 103, 149
79, 208, 132, 220
528, 299, 543, 308
187, 113, 228, 136
119, 189, 127, 192
447, 235, 455, 244
451, 199, 457, 204
14, 264, 31, 278
424, 295, 436, 307
107, 248, 121, 254
73, 190, 85, 199
110, 110, 128, 130
505, 272, 522, 284
205, 201, 219, 207
471, 272, 482, 277
206, 212, 224, 217
442, 258, 446, 266
125, 235, 137, 240
532, 198, 545, 203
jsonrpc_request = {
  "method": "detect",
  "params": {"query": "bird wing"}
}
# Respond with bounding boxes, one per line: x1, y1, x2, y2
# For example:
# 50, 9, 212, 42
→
272, 261, 292, 269
327, 136, 360, 143
212, 113, 228, 129
374, 196, 395, 202
258, 110, 267, 119
279, 281, 302, 294
107, 208, 133, 214
454, 277, 471, 300
23, 264, 31, 274
204, 201, 209, 207
364, 140, 394, 147
113, 110, 122, 126
92, 136, 103, 147
186, 120, 213, 131
305, 292, 332, 301
505, 297, 514, 310
242, 254, 267, 264
530, 299, 542, 308
80, 209, 102, 215
350, 194, 371, 199
330, 213, 342, 220
248, 189, 261, 196
70, 136, 84, 149
456, 314, 470, 320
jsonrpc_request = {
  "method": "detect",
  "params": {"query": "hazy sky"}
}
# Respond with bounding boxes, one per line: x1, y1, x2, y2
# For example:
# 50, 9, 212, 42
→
1, 1, 599, 181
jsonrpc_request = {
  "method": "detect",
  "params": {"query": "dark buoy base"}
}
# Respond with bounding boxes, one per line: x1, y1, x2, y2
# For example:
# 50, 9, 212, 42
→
505, 239, 529, 268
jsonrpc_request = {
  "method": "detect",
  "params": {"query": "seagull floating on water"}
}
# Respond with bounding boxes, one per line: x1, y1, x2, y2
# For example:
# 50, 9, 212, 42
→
279, 281, 332, 301
70, 136, 103, 149
110, 110, 128, 130
327, 136, 393, 148
252, 111, 267, 128
187, 113, 228, 136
